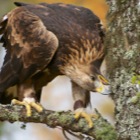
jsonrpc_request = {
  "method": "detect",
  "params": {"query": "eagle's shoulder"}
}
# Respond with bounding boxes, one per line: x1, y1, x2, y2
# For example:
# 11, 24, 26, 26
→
0, 5, 58, 89
0, 6, 58, 66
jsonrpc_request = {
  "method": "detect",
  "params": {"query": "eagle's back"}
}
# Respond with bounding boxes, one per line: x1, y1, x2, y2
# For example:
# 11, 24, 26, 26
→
20, 3, 105, 67
22, 3, 103, 38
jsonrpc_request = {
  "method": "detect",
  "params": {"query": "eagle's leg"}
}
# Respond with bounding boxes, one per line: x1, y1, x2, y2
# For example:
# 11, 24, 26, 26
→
11, 79, 43, 117
72, 82, 97, 128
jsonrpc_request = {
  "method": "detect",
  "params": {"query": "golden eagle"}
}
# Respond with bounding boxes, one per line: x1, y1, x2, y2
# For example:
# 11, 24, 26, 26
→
0, 2, 110, 127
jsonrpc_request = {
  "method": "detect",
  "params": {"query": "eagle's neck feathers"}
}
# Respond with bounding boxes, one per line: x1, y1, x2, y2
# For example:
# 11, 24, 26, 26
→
59, 37, 104, 75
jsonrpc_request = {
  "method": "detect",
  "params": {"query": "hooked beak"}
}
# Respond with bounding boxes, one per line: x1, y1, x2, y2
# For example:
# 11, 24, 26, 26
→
98, 75, 109, 85
95, 75, 111, 95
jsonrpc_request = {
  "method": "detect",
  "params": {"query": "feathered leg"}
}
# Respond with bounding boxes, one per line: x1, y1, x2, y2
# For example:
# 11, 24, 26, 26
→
11, 79, 43, 117
72, 82, 97, 128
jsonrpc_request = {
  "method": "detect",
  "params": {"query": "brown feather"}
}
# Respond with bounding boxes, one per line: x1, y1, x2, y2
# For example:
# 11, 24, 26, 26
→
0, 3, 108, 109
0, 6, 58, 92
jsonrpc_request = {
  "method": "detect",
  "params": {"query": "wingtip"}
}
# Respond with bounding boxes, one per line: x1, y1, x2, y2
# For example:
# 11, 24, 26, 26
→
14, 2, 29, 7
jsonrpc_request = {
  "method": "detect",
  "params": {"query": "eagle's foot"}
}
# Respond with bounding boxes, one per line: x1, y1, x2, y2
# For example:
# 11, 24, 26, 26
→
11, 99, 43, 117
74, 108, 98, 128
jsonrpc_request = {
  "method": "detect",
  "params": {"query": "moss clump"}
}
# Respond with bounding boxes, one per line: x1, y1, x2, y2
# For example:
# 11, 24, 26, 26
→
95, 121, 117, 140
131, 75, 140, 85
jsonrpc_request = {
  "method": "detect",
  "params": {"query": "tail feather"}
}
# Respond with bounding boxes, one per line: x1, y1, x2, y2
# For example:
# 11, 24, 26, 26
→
0, 86, 17, 104
0, 60, 20, 92
0, 92, 17, 104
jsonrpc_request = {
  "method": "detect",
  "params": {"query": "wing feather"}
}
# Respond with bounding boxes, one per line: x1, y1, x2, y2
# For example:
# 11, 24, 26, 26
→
0, 7, 58, 92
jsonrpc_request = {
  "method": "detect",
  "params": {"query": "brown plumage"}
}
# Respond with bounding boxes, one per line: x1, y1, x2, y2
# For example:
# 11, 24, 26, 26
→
0, 2, 110, 125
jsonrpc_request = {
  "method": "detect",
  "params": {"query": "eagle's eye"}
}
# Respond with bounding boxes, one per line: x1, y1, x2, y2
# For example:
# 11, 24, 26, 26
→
91, 76, 96, 81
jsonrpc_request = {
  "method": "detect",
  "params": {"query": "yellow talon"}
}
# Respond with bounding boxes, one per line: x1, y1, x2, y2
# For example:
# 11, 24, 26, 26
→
74, 111, 81, 119
91, 114, 98, 119
11, 99, 43, 117
74, 108, 98, 128
30, 102, 43, 112
12, 99, 23, 105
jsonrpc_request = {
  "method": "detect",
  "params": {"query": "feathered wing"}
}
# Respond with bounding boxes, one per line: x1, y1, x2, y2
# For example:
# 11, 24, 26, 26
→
0, 6, 58, 92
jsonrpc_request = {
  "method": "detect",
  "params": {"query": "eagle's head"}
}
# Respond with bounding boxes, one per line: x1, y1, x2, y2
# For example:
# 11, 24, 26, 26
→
78, 64, 110, 95
61, 62, 110, 95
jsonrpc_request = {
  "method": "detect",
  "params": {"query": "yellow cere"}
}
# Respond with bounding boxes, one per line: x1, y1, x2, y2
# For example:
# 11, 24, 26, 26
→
96, 85, 104, 93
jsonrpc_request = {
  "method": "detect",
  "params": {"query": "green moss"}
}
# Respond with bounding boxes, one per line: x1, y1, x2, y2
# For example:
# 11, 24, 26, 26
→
8, 106, 21, 121
136, 92, 140, 98
131, 75, 140, 84
131, 75, 137, 84
119, 0, 127, 3
95, 121, 117, 140
130, 96, 138, 104
94, 118, 117, 140
130, 92, 140, 104
59, 114, 69, 124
